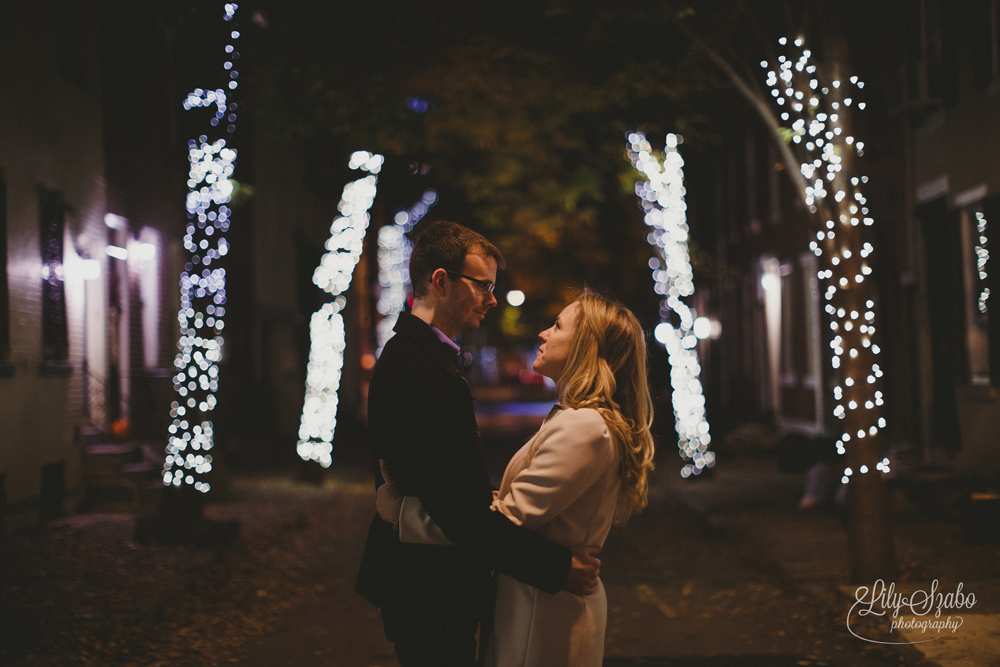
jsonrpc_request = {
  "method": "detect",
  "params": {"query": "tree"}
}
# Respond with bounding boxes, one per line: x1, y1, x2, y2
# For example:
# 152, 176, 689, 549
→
249, 4, 901, 583
667, 0, 896, 581
248, 0, 714, 330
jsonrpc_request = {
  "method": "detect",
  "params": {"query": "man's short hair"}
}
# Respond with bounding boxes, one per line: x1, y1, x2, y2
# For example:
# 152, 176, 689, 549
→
409, 221, 505, 299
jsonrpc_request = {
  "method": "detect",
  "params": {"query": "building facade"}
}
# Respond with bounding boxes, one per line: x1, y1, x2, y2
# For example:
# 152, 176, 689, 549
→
695, 0, 999, 477
0, 3, 185, 530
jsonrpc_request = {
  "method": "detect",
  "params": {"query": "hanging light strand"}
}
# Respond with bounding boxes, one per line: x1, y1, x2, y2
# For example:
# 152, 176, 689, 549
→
762, 37, 887, 481
163, 2, 241, 494
297, 151, 383, 468
375, 189, 438, 355
627, 131, 714, 478
976, 211, 990, 314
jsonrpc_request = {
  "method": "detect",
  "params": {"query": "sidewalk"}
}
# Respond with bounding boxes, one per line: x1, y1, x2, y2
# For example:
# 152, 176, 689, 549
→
663, 456, 1000, 667
2, 444, 998, 666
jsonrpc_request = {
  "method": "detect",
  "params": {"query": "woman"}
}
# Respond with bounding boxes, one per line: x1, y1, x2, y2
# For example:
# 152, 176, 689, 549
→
381, 289, 655, 666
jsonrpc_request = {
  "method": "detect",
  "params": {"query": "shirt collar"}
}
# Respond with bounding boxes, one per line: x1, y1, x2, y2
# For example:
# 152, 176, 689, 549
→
431, 323, 461, 355
412, 313, 461, 355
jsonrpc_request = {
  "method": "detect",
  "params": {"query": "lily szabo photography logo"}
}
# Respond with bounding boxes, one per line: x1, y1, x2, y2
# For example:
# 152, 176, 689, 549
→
847, 579, 977, 644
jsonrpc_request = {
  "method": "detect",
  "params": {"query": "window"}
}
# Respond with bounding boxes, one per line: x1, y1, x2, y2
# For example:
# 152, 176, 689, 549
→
971, 0, 1000, 89
0, 170, 9, 364
994, 0, 1000, 83
0, 472, 6, 534
137, 227, 161, 369
39, 187, 68, 362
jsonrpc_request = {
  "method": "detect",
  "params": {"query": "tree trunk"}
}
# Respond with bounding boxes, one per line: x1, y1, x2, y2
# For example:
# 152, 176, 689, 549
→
825, 39, 896, 582
673, 9, 898, 581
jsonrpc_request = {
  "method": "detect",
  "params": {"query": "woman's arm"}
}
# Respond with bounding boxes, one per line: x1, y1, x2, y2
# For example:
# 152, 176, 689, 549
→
493, 408, 614, 531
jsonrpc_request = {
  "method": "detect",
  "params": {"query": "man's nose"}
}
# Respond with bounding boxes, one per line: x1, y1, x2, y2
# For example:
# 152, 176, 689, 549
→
485, 291, 498, 308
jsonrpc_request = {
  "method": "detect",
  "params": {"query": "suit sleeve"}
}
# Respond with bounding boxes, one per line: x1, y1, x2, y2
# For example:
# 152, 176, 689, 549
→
399, 495, 451, 545
494, 409, 614, 531
374, 351, 570, 593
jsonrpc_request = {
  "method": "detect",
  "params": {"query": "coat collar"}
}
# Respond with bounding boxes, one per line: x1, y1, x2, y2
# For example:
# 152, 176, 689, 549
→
394, 311, 463, 379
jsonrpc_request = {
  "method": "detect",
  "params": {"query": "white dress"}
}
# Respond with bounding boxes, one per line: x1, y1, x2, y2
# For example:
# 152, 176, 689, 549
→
395, 406, 620, 667
485, 406, 620, 667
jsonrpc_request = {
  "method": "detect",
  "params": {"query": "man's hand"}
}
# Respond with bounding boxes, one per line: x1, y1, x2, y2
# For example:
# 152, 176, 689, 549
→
376, 459, 403, 530
564, 545, 601, 595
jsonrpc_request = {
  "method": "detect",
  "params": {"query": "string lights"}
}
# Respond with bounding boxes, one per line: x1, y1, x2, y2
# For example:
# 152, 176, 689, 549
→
627, 132, 715, 478
976, 211, 990, 314
761, 37, 887, 483
375, 189, 437, 355
163, 2, 241, 493
297, 151, 383, 467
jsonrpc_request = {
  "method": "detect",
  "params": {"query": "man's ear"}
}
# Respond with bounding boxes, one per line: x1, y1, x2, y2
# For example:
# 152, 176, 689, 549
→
430, 268, 449, 296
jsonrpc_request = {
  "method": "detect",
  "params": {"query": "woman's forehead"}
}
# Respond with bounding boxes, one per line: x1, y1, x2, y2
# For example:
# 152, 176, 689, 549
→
559, 301, 581, 321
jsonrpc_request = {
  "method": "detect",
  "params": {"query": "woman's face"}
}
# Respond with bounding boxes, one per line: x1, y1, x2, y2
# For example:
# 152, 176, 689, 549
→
533, 301, 580, 382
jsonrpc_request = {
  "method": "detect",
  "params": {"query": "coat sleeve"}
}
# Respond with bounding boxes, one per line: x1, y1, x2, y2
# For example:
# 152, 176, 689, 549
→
373, 350, 570, 593
399, 495, 451, 545
494, 408, 615, 532
377, 364, 489, 541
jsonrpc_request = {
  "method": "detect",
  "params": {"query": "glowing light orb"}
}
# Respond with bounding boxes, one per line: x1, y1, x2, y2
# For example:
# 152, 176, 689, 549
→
506, 290, 525, 307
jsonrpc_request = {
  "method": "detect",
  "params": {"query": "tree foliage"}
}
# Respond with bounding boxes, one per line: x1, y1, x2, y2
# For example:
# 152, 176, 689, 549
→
248, 0, 718, 331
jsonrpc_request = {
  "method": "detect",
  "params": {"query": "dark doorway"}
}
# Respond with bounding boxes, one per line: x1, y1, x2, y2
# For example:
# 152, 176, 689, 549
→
916, 196, 963, 452
39, 462, 65, 522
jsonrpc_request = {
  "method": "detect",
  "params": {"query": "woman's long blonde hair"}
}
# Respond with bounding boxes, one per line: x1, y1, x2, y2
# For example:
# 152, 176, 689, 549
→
554, 289, 655, 524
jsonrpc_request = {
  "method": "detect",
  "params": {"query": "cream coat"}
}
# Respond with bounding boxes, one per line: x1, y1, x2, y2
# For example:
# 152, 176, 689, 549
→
485, 406, 620, 667
395, 406, 620, 667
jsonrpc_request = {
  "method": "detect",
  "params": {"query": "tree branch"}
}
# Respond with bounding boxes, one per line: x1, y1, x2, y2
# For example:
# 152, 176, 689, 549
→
665, 5, 811, 205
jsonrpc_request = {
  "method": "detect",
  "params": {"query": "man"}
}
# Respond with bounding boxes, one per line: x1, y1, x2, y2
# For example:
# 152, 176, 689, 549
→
356, 221, 600, 666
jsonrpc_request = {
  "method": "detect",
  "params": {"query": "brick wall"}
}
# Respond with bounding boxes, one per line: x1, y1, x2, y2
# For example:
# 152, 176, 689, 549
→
0, 4, 105, 520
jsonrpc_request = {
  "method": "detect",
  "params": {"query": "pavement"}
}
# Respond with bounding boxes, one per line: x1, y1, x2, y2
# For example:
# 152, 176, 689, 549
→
3, 411, 1000, 666
661, 456, 1000, 667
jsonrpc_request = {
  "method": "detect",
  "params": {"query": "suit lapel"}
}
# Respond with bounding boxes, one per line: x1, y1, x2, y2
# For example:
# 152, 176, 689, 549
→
393, 311, 464, 380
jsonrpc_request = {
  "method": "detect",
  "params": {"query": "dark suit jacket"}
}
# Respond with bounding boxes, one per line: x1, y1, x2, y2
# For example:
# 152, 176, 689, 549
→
355, 311, 571, 621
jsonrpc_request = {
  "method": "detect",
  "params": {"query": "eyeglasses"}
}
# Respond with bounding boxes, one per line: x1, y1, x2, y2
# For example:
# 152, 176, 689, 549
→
445, 271, 495, 295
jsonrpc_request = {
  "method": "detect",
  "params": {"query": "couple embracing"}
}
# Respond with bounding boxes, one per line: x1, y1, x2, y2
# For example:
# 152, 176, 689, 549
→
356, 221, 656, 666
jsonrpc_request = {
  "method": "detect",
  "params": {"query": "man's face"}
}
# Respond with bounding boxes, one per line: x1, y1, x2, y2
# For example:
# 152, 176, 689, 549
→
440, 253, 499, 337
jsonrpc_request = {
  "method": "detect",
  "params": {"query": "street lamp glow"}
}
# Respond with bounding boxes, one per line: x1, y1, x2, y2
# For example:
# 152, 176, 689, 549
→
104, 213, 127, 230
106, 245, 128, 261
134, 242, 156, 262
761, 273, 780, 292
506, 290, 525, 307
80, 259, 101, 281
